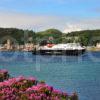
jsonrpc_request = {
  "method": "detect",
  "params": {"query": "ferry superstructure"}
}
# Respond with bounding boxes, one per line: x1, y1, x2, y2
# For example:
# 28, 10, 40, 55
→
33, 43, 86, 55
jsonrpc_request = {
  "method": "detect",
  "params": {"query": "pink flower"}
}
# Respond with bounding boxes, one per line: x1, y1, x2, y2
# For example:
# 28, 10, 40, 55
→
15, 76, 25, 82
0, 69, 73, 100
53, 89, 62, 95
0, 69, 8, 73
31, 86, 40, 91
28, 77, 36, 81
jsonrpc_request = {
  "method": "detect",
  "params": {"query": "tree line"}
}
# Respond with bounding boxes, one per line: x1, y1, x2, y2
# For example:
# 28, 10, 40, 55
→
0, 27, 100, 46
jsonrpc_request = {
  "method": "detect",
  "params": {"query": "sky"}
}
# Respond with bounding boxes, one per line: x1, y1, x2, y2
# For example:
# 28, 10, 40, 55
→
0, 0, 100, 33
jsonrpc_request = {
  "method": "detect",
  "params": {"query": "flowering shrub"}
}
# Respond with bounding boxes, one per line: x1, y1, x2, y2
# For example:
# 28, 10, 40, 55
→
0, 69, 9, 82
0, 69, 78, 100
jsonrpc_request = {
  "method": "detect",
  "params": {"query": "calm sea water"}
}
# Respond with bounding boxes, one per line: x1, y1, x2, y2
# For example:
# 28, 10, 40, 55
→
0, 51, 100, 100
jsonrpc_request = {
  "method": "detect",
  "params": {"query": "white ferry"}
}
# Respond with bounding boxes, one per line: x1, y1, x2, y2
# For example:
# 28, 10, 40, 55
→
33, 43, 86, 55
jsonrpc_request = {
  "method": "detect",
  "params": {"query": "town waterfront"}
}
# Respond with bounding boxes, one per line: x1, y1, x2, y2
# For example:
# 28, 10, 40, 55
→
0, 51, 100, 100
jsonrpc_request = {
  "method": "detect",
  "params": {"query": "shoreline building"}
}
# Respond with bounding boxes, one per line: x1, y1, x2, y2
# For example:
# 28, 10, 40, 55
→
4, 39, 12, 50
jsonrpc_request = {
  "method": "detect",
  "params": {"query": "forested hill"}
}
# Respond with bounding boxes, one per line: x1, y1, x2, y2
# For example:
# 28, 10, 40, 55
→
66, 30, 100, 45
0, 27, 100, 46
67, 30, 100, 37
0, 28, 35, 44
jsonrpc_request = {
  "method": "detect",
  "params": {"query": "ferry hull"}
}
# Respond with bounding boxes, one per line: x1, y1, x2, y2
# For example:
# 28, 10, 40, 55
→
32, 49, 85, 56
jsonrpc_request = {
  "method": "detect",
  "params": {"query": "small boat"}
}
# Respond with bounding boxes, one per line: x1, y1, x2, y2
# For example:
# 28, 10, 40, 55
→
32, 43, 86, 56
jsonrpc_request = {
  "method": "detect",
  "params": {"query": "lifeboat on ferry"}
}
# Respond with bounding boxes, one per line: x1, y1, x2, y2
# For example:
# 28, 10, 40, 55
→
47, 44, 54, 48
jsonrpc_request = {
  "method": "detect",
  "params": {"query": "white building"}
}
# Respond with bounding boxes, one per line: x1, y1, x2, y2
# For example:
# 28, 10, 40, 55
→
4, 39, 12, 50
96, 43, 100, 48
24, 43, 34, 51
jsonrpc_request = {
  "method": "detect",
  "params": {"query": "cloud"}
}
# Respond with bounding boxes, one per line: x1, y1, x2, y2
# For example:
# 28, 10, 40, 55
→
63, 18, 100, 33
63, 24, 82, 33
0, 11, 100, 32
0, 11, 66, 31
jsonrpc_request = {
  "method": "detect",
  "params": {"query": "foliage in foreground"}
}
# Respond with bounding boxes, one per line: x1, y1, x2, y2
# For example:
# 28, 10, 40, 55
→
0, 69, 78, 100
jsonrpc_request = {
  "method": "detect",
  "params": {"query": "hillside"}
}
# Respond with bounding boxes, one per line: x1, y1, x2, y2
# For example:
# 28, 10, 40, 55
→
0, 28, 35, 44
66, 30, 100, 45
0, 28, 100, 46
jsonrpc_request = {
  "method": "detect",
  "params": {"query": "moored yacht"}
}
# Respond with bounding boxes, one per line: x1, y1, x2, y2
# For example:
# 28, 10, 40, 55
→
33, 43, 86, 55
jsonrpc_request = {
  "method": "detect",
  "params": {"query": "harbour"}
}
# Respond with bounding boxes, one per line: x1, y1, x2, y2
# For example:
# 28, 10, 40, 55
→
0, 51, 99, 100
0, 0, 100, 99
